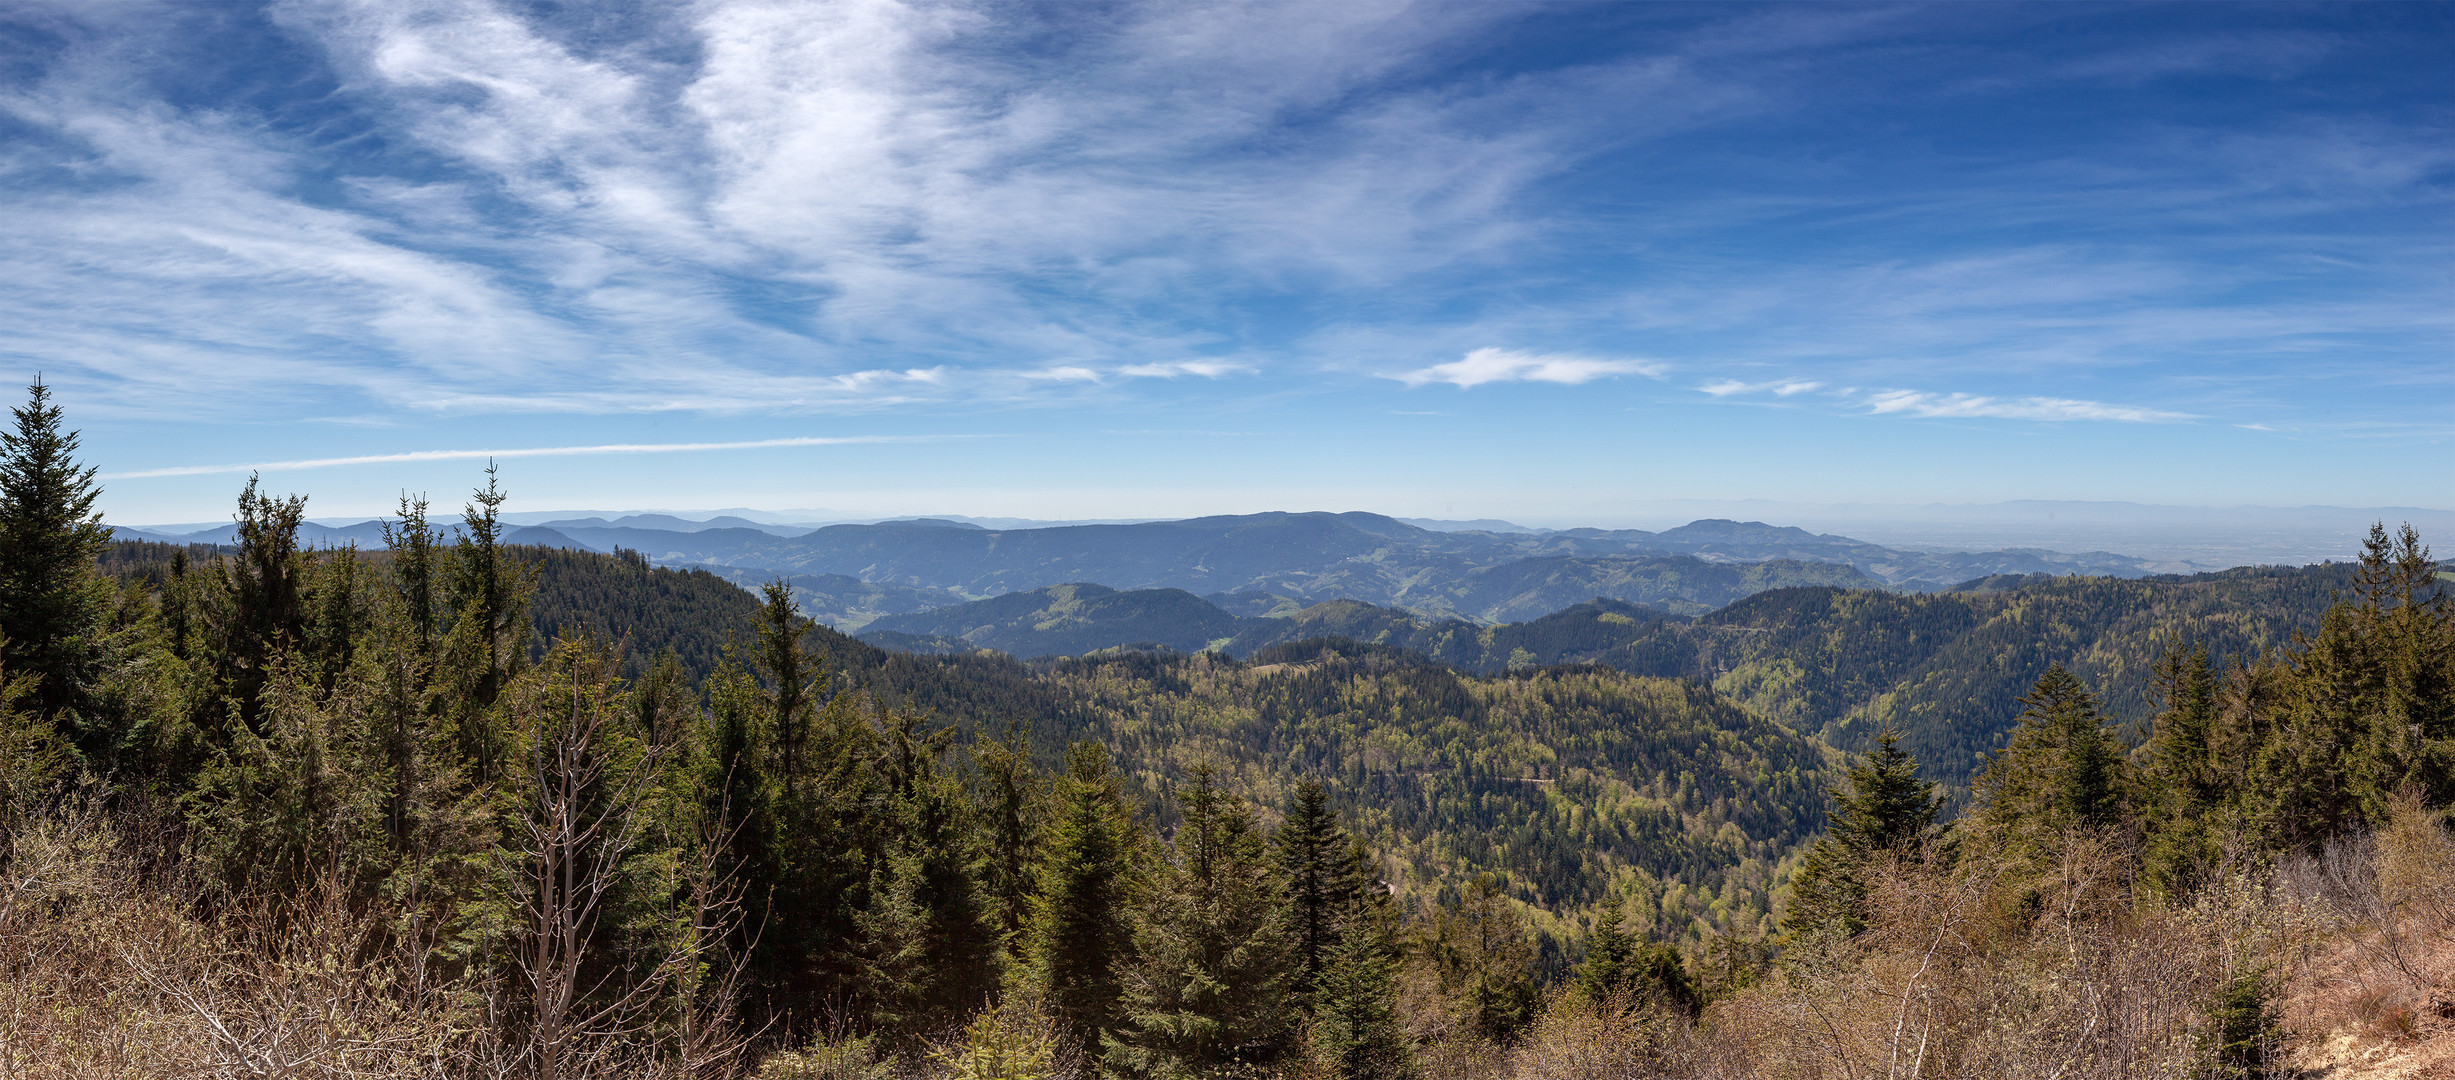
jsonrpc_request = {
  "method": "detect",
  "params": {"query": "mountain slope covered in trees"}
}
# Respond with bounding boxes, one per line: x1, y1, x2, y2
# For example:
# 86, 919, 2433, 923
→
851, 566, 2353, 794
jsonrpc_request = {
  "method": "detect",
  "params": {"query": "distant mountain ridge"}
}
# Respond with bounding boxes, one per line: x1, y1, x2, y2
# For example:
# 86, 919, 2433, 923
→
118, 508, 2191, 625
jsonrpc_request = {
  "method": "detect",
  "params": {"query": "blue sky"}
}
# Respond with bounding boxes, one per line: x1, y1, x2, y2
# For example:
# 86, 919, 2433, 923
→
2, 1, 2447, 528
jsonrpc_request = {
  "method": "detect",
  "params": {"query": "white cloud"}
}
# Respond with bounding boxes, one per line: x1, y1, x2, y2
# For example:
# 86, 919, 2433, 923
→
1117, 360, 1252, 379
103, 434, 961, 479
1860, 389, 2192, 423
1394, 348, 1664, 388
1695, 377, 2192, 423
1700, 378, 1822, 397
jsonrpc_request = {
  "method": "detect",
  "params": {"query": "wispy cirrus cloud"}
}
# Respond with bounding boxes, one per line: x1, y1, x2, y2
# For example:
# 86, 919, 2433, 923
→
1861, 389, 2192, 423
102, 434, 967, 480
1117, 360, 1253, 379
1700, 378, 1823, 397
1696, 378, 2194, 423
1, 0, 1574, 417
1394, 348, 1664, 389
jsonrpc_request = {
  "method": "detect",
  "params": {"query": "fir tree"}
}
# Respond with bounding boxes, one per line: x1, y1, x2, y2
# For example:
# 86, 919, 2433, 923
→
2141, 646, 2228, 899
1971, 665, 2131, 855
972, 732, 1043, 958
1274, 780, 1367, 1004
0, 379, 114, 757
1783, 725, 1944, 939
1429, 872, 1538, 1044
863, 709, 999, 1035
379, 493, 441, 655
2264, 522, 2455, 842
213, 474, 310, 736
439, 464, 531, 784
447, 463, 524, 704
1112, 763, 1293, 1076
1573, 914, 1700, 1017
1029, 742, 1143, 1064
1312, 910, 1414, 1080
754, 581, 821, 806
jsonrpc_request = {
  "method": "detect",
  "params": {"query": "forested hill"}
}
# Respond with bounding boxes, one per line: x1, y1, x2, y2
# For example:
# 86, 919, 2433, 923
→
857, 585, 1691, 672
846, 562, 2355, 793
119, 508, 2186, 624
520, 546, 764, 681
502, 546, 2354, 799
1584, 563, 2357, 789
99, 540, 771, 685
832, 638, 1835, 944
509, 559, 1838, 941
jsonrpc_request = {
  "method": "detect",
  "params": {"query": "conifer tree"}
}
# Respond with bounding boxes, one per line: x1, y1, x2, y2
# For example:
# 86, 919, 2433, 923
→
1275, 780, 1368, 1003
1971, 665, 2131, 855
439, 464, 531, 784
1113, 763, 1293, 1076
1429, 872, 1537, 1043
973, 732, 1043, 957
213, 474, 310, 736
2262, 522, 2455, 844
1573, 913, 1700, 1017
702, 655, 784, 1009
380, 493, 441, 655
447, 463, 525, 707
1029, 742, 1143, 1063
1783, 725, 1943, 939
2141, 646, 2228, 899
754, 581, 820, 806
0, 379, 113, 756
863, 709, 998, 1034
1311, 917, 1414, 1080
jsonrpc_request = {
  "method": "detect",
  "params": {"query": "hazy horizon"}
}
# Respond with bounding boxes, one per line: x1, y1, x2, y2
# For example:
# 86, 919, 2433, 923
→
118, 497, 2455, 570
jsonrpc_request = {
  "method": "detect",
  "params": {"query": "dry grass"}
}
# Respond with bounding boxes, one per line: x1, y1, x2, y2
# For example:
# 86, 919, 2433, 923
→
0, 805, 482, 1079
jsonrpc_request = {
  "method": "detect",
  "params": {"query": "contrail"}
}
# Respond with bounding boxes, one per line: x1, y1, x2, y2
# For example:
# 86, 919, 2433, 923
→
103, 435, 953, 480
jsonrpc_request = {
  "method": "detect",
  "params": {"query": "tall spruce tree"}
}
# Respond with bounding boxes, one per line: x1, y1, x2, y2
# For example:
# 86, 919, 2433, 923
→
2141, 646, 2228, 900
862, 708, 998, 1035
1971, 665, 2131, 855
1029, 742, 1144, 1064
1275, 780, 1369, 1004
447, 464, 524, 706
380, 493, 441, 655
1573, 913, 1700, 1017
0, 378, 113, 756
1429, 872, 1538, 1044
439, 464, 530, 785
754, 581, 820, 806
214, 474, 310, 737
1311, 917, 1415, 1080
973, 732, 1043, 957
1783, 725, 1944, 939
1112, 763, 1293, 1076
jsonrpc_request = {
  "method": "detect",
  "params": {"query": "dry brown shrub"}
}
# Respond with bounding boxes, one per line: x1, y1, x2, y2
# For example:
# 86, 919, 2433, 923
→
0, 771, 750, 1079
2275, 793, 2455, 1078
1506, 990, 1681, 1080
1678, 836, 2292, 1080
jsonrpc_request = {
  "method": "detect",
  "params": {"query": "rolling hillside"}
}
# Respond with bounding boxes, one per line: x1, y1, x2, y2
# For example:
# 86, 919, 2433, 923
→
854, 563, 2355, 794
